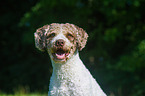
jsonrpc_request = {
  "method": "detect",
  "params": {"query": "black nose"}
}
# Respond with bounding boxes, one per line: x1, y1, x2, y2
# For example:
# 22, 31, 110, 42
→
55, 39, 65, 47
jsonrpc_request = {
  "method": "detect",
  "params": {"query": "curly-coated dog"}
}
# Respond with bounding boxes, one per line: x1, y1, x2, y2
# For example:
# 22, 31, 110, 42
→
34, 23, 106, 96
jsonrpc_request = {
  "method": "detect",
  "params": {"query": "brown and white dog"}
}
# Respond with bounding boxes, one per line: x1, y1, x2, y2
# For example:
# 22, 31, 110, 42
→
34, 23, 106, 96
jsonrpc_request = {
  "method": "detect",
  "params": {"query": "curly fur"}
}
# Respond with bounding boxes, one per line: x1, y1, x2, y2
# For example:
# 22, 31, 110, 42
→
34, 23, 88, 51
34, 23, 106, 96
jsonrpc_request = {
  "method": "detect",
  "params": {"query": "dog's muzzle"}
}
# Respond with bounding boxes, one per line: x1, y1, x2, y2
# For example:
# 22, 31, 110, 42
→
52, 39, 70, 61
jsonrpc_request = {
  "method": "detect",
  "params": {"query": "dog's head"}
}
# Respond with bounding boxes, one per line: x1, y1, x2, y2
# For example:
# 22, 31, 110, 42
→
34, 23, 88, 63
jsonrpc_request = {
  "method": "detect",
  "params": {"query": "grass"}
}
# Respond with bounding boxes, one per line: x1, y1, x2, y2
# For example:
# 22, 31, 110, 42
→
0, 93, 47, 96
0, 86, 47, 96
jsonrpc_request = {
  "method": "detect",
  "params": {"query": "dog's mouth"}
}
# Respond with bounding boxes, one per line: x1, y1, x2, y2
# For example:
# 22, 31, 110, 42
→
52, 49, 70, 61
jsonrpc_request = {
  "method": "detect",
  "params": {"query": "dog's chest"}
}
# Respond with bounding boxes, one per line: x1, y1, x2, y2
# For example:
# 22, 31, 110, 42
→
49, 62, 90, 95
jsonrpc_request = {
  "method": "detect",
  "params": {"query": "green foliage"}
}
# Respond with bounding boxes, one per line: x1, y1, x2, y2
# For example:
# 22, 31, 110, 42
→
115, 40, 145, 72
1, 0, 145, 96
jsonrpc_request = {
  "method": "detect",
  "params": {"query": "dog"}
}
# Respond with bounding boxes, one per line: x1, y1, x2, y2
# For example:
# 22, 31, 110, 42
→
34, 23, 106, 96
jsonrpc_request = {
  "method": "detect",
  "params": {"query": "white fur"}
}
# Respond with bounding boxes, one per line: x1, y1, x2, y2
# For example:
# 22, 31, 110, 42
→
48, 51, 107, 96
48, 32, 107, 96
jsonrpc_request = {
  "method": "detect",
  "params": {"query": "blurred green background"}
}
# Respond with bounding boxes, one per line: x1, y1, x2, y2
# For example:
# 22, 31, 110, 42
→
1, 0, 145, 96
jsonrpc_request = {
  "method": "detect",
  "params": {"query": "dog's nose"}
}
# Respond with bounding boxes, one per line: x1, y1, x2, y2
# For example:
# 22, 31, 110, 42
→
55, 39, 65, 47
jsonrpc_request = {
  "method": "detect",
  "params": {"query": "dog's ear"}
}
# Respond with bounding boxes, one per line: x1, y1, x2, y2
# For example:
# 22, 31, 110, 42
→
75, 26, 88, 51
34, 25, 49, 51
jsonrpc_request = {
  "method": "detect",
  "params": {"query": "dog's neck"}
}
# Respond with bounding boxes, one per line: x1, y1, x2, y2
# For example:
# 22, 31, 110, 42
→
50, 50, 84, 79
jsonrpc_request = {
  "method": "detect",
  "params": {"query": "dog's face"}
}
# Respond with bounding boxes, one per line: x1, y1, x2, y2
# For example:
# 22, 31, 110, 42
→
34, 23, 88, 63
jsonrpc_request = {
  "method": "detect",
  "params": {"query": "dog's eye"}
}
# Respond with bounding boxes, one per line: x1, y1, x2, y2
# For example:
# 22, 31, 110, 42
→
67, 33, 74, 41
67, 33, 74, 38
47, 33, 55, 38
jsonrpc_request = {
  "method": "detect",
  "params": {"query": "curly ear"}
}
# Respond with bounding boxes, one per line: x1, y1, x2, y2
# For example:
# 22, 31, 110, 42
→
75, 26, 88, 51
34, 25, 49, 51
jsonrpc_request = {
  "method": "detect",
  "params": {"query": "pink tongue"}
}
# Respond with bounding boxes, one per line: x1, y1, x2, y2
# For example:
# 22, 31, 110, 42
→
55, 52, 65, 59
